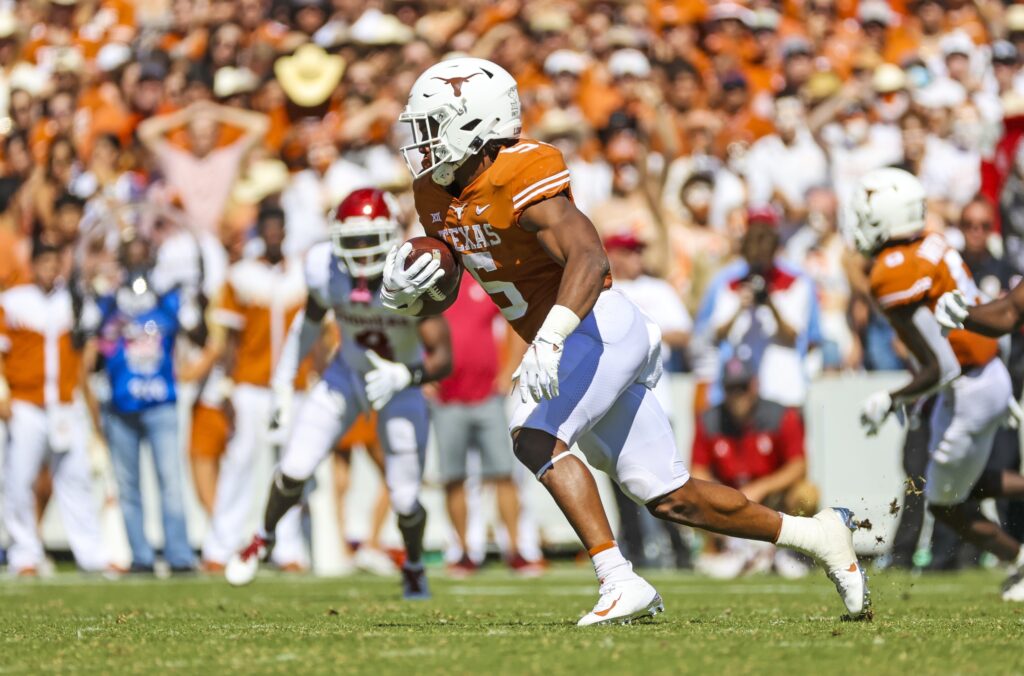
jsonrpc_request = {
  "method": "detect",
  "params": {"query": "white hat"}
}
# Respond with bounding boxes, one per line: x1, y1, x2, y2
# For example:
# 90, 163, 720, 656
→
8, 62, 43, 96
232, 159, 290, 205
913, 78, 967, 108
873, 63, 907, 93
544, 50, 587, 76
214, 66, 259, 98
858, 1, 894, 25
708, 2, 756, 26
96, 43, 131, 72
940, 31, 974, 58
1009, 4, 1024, 32
608, 48, 651, 79
349, 8, 413, 45
0, 10, 19, 39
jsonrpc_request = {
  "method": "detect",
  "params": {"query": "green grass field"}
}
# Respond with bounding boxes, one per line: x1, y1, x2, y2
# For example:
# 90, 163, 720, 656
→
2, 566, 1023, 675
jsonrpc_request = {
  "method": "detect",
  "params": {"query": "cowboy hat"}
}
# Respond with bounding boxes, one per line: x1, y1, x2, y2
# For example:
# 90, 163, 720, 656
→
274, 44, 345, 107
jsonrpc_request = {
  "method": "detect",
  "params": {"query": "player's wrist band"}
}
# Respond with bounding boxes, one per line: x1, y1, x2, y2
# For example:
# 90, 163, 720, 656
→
409, 364, 427, 386
537, 304, 581, 342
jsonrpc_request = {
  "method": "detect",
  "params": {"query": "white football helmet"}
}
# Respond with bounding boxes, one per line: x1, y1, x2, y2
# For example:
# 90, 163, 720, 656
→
399, 57, 521, 185
850, 167, 927, 255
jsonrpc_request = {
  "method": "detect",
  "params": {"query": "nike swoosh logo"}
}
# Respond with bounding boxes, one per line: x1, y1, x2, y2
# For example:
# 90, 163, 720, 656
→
593, 593, 622, 617
423, 92, 436, 98
475, 204, 490, 215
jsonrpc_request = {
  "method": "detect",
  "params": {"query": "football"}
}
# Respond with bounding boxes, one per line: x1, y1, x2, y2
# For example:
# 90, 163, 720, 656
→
404, 235, 462, 315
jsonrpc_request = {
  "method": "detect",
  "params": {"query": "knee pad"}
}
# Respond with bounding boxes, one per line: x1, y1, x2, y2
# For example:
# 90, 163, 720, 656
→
273, 470, 305, 498
513, 430, 573, 479
385, 453, 421, 516
397, 501, 426, 529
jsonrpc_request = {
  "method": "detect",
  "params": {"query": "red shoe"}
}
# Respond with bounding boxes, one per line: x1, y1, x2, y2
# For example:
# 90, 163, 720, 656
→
446, 555, 478, 579
508, 553, 545, 578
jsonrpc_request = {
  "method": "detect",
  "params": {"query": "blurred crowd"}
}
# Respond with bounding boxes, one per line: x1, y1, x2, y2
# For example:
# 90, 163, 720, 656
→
2, 0, 1024, 574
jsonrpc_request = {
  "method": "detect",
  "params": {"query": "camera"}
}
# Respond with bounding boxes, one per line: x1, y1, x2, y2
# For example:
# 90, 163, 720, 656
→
746, 273, 770, 305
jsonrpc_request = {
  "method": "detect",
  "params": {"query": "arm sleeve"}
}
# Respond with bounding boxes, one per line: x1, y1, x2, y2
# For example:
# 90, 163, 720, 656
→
778, 409, 807, 462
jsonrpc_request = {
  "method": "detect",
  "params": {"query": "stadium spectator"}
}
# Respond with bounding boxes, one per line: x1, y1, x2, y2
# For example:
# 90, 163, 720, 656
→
138, 100, 269, 237
696, 207, 819, 407
433, 274, 538, 576
0, 240, 107, 576
691, 356, 817, 578
84, 234, 203, 574
200, 205, 308, 573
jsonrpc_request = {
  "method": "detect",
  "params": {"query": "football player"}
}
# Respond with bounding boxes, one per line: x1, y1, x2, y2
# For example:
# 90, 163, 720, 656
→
852, 167, 1024, 601
226, 188, 452, 599
383, 57, 869, 624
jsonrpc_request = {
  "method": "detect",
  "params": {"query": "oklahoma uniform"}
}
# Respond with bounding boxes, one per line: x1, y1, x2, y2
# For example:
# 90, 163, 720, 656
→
869, 231, 1010, 505
412, 139, 688, 505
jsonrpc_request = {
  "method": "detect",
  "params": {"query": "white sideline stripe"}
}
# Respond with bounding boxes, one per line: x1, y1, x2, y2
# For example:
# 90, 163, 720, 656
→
878, 277, 932, 308
512, 171, 570, 207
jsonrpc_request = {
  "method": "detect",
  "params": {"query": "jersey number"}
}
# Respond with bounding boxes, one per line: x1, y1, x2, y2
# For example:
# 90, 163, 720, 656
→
462, 252, 528, 321
355, 330, 394, 361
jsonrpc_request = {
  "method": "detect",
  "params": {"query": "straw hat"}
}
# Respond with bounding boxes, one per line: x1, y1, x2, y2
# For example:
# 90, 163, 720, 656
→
274, 44, 345, 107
214, 66, 260, 98
232, 159, 291, 205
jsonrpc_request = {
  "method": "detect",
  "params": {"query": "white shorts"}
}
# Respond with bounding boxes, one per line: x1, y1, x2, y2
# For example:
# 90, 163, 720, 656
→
509, 290, 690, 504
926, 357, 1012, 506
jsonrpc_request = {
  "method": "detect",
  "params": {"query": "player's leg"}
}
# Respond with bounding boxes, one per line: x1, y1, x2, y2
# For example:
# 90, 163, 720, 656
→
579, 383, 869, 619
201, 385, 263, 568
268, 391, 310, 572
3, 403, 50, 575
49, 415, 107, 572
226, 380, 353, 585
378, 388, 431, 599
432, 401, 472, 566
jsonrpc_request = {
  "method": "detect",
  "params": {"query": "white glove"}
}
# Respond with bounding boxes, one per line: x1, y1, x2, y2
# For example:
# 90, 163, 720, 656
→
381, 242, 444, 315
515, 336, 563, 403
269, 383, 294, 439
859, 390, 893, 436
935, 290, 969, 334
365, 350, 412, 411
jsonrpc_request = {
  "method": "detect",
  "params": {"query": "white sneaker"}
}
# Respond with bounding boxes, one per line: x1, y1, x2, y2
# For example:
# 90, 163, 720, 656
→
1002, 571, 1024, 601
354, 546, 398, 576
577, 576, 664, 627
806, 508, 871, 619
225, 534, 270, 587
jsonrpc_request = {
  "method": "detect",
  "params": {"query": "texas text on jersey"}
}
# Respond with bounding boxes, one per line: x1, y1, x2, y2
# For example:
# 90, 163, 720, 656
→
411, 138, 611, 342
869, 231, 998, 369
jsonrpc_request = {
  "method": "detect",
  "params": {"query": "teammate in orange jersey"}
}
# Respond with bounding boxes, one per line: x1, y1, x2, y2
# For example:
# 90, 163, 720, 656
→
383, 57, 869, 625
851, 167, 1024, 602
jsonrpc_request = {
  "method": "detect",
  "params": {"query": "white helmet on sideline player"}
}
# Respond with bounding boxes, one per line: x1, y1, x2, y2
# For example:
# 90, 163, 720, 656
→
399, 57, 521, 186
850, 167, 927, 255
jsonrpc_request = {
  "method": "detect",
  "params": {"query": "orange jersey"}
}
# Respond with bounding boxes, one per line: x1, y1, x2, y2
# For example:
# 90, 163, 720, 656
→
412, 139, 609, 342
0, 284, 81, 406
870, 233, 998, 369
212, 257, 309, 388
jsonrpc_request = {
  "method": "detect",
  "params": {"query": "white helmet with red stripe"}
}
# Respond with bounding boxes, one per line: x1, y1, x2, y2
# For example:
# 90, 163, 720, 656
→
399, 57, 521, 186
850, 167, 926, 255
329, 188, 400, 278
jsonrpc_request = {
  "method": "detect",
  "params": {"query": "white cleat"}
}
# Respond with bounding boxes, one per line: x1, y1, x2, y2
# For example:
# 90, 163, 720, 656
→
354, 546, 398, 576
577, 577, 664, 627
1001, 572, 1024, 602
225, 534, 270, 587
812, 508, 872, 620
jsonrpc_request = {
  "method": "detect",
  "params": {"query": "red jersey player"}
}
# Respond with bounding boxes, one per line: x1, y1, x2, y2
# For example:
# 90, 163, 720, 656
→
381, 57, 869, 624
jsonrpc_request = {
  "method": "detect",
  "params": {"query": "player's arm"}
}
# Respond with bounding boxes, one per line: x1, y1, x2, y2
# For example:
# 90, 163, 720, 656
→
271, 292, 328, 391
962, 286, 1024, 337
514, 195, 609, 402
364, 316, 452, 411
860, 303, 960, 435
519, 195, 609, 321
